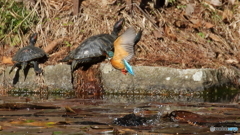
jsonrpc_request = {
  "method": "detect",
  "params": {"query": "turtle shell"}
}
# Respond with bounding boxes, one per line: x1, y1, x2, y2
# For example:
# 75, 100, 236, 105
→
72, 34, 115, 63
61, 18, 124, 66
12, 45, 46, 62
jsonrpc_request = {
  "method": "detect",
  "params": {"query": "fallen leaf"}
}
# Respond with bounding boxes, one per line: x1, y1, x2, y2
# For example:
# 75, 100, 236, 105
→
10, 120, 56, 127
174, 20, 184, 28
125, 0, 132, 11
205, 0, 222, 6
185, 4, 195, 16
164, 26, 177, 41
225, 58, 239, 64
222, 8, 233, 23
153, 29, 164, 39
65, 106, 77, 114
169, 110, 225, 125
208, 33, 221, 42
228, 0, 235, 5
2, 56, 13, 64
189, 18, 202, 28
204, 22, 215, 29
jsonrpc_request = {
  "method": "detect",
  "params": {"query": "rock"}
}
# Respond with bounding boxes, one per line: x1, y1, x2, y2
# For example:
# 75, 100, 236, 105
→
44, 64, 72, 90
100, 63, 239, 94
4, 66, 38, 89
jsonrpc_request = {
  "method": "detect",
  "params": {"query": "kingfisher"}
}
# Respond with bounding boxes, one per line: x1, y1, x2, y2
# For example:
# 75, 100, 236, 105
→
110, 27, 142, 75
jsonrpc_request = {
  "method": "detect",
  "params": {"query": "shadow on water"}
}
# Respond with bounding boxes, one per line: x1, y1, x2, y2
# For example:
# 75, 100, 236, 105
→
0, 86, 239, 134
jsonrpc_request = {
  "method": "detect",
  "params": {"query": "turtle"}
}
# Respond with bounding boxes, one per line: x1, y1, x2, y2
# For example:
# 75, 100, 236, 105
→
9, 33, 48, 74
60, 18, 125, 71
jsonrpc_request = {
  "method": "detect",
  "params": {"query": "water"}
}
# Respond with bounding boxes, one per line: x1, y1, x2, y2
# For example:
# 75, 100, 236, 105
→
0, 87, 239, 134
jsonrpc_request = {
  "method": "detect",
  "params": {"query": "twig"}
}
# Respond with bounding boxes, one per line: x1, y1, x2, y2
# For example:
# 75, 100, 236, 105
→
132, 3, 159, 29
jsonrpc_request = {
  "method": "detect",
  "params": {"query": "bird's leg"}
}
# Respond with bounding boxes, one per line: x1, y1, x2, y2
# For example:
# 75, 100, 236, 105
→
121, 69, 128, 75
31, 61, 42, 74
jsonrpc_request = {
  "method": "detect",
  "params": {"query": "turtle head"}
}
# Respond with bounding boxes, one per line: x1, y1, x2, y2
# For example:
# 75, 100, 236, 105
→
111, 18, 125, 37
29, 33, 38, 46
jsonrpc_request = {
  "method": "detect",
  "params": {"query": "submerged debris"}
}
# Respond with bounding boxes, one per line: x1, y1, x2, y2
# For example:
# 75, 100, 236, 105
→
113, 113, 148, 126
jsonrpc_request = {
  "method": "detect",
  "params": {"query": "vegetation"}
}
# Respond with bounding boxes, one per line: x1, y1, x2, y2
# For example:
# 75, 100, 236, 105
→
0, 0, 38, 46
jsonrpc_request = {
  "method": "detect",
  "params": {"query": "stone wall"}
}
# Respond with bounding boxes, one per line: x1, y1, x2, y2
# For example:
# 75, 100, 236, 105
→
0, 63, 239, 93
100, 63, 239, 94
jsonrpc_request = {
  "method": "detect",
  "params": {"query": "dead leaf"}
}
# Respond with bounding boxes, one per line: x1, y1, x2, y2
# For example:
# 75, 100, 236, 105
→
2, 56, 13, 64
222, 8, 233, 22
228, 0, 235, 5
65, 106, 77, 114
225, 58, 239, 64
189, 18, 202, 28
118, 128, 137, 134
208, 33, 222, 42
174, 20, 185, 28
10, 120, 56, 127
164, 26, 177, 41
169, 110, 225, 124
153, 30, 164, 39
185, 4, 195, 16
204, 22, 215, 29
205, 0, 222, 6
125, 0, 132, 11
101, 0, 111, 7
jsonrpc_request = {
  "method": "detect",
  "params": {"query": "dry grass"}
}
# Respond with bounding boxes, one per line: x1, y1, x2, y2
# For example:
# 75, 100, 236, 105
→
3, 0, 240, 70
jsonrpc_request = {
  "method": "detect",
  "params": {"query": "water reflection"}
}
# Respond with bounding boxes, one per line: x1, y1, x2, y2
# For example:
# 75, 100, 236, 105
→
5, 86, 240, 103
0, 87, 239, 135
203, 86, 239, 103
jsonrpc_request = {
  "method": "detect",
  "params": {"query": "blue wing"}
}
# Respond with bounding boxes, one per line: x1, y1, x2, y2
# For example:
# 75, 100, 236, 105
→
123, 59, 134, 75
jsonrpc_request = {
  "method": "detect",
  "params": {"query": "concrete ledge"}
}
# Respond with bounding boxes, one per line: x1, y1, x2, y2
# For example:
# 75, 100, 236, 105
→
1, 64, 73, 90
44, 64, 72, 90
1, 63, 238, 93
100, 63, 238, 94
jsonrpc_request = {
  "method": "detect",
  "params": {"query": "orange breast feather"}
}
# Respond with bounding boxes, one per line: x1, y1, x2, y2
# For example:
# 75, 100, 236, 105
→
110, 27, 136, 71
111, 37, 129, 70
